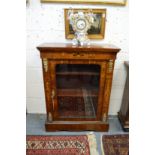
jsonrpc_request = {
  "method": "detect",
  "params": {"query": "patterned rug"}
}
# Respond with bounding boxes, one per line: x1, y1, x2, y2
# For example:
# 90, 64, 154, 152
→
58, 88, 97, 118
102, 134, 129, 155
26, 133, 99, 155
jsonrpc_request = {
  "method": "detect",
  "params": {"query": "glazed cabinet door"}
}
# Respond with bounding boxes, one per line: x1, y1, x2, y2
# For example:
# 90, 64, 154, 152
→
50, 61, 106, 121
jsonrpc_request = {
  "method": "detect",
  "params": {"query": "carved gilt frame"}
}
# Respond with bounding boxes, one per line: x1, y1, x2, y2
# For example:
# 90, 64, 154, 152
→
41, 0, 127, 6
65, 9, 106, 40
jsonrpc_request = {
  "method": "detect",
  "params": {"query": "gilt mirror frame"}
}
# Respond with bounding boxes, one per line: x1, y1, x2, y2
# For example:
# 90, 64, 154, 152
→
65, 9, 106, 40
41, 0, 127, 6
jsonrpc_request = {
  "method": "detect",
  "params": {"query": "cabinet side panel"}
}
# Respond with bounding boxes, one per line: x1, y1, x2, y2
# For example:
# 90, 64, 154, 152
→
42, 58, 53, 122
49, 62, 59, 120
97, 62, 107, 120
102, 60, 115, 122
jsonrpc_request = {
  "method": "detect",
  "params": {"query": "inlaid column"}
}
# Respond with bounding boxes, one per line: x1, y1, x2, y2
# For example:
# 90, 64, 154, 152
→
102, 59, 115, 122
42, 58, 53, 122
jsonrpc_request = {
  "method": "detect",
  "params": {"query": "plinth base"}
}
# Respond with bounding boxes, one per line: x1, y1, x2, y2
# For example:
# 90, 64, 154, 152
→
45, 120, 109, 131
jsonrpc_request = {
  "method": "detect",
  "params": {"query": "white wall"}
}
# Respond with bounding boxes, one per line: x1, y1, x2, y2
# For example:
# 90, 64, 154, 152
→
26, 0, 129, 115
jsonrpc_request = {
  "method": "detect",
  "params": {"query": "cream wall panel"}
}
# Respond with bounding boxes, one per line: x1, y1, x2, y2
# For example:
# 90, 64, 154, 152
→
26, 50, 42, 67
112, 68, 127, 86
27, 84, 45, 98
27, 98, 46, 113
109, 99, 122, 115
26, 68, 43, 84
114, 60, 127, 70
110, 87, 124, 100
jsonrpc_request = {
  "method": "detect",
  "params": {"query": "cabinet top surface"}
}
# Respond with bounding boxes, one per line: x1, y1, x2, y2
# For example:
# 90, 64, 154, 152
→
37, 43, 120, 52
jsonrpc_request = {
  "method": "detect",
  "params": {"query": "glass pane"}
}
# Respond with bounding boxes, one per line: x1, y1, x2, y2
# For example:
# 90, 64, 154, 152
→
56, 64, 100, 118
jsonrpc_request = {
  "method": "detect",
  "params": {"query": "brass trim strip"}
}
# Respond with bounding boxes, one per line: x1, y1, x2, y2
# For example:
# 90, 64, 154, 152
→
43, 58, 48, 72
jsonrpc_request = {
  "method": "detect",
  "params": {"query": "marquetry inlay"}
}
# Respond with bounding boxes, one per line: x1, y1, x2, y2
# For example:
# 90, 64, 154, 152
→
108, 60, 114, 73
37, 43, 120, 131
48, 112, 52, 122
43, 58, 48, 72
102, 113, 107, 122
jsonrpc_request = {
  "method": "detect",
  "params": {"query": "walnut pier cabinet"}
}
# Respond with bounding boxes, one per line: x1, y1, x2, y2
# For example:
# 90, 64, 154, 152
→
37, 43, 120, 131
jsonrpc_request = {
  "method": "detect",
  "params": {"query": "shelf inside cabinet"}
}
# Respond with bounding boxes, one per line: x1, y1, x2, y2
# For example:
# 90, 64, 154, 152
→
57, 89, 98, 97
56, 71, 99, 76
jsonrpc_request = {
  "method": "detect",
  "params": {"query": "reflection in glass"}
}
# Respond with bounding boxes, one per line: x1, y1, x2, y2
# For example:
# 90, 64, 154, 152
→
56, 64, 100, 118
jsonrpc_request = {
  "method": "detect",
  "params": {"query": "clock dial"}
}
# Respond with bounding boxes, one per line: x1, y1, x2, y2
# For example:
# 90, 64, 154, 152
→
76, 19, 86, 30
